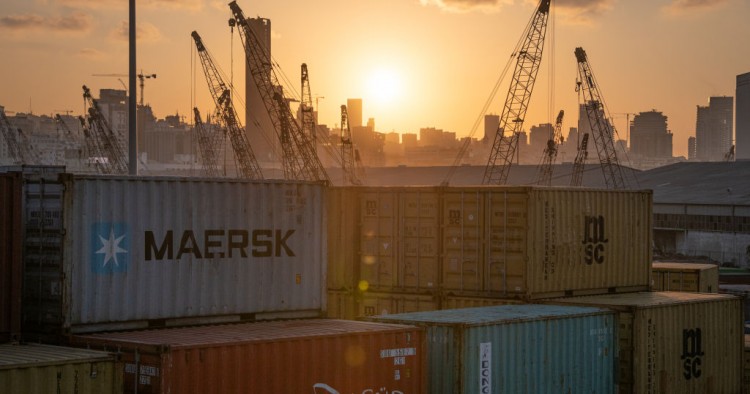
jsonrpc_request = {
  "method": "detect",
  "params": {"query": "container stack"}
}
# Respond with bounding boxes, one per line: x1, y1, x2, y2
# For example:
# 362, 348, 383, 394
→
652, 261, 719, 293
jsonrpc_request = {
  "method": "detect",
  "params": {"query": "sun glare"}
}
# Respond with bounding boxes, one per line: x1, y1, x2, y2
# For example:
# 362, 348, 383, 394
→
366, 67, 403, 105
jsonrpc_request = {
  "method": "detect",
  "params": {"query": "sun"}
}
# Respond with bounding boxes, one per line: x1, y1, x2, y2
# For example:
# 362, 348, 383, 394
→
366, 67, 403, 105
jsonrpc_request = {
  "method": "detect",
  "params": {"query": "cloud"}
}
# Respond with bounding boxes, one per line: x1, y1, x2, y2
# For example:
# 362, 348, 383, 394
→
555, 0, 615, 24
56, 0, 203, 10
77, 47, 107, 60
110, 21, 163, 43
0, 12, 93, 33
420, 0, 513, 13
663, 0, 729, 14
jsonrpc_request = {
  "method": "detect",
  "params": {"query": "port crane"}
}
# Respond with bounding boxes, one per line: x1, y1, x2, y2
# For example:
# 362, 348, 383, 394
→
192, 107, 223, 177
0, 107, 28, 164
229, 1, 330, 185
570, 133, 589, 187
483, 0, 551, 185
191, 31, 263, 180
300, 64, 316, 144
534, 110, 564, 186
340, 105, 362, 186
81, 85, 128, 174
574, 47, 628, 189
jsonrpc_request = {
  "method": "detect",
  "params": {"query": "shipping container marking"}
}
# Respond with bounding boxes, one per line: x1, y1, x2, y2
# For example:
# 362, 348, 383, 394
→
312, 382, 405, 394
682, 327, 705, 380
91, 222, 129, 273
479, 342, 491, 394
582, 215, 608, 265
144, 229, 296, 261
380, 348, 416, 358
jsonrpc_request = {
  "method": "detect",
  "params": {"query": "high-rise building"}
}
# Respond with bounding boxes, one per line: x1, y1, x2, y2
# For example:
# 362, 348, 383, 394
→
484, 114, 499, 142
737, 72, 750, 160
347, 99, 363, 129
245, 17, 278, 164
629, 110, 672, 159
529, 123, 553, 156
695, 96, 733, 161
687, 137, 696, 160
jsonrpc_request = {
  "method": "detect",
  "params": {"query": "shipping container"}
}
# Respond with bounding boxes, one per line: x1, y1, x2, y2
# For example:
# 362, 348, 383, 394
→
344, 186, 652, 299
327, 187, 360, 290
326, 289, 358, 320
720, 284, 750, 322
547, 291, 743, 394
0, 343, 122, 394
359, 291, 439, 318
369, 304, 616, 394
744, 335, 750, 394
439, 294, 523, 310
0, 173, 23, 342
359, 187, 440, 292
652, 262, 719, 292
70, 319, 425, 394
11, 173, 327, 336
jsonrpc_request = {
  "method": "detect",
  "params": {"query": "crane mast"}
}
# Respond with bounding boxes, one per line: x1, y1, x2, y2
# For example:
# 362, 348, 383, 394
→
483, 0, 551, 185
300, 64, 316, 144
574, 47, 628, 189
570, 133, 589, 187
191, 31, 263, 180
0, 108, 27, 164
82, 85, 128, 174
228, 1, 330, 185
192, 107, 222, 177
340, 105, 361, 186
534, 110, 564, 186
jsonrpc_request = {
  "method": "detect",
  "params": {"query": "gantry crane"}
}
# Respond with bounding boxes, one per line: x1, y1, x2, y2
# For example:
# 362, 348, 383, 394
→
228, 1, 330, 185
483, 0, 551, 185
300, 64, 316, 144
570, 133, 589, 187
193, 107, 223, 177
574, 47, 628, 189
340, 105, 361, 186
534, 110, 564, 186
81, 85, 128, 174
0, 107, 27, 164
191, 31, 263, 180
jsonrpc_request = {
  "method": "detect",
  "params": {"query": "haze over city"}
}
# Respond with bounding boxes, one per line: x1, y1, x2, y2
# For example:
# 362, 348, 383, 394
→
1, 0, 749, 157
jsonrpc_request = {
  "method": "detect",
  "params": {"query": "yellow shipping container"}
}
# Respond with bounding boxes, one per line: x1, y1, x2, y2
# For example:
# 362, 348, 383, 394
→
652, 262, 719, 293
359, 291, 439, 318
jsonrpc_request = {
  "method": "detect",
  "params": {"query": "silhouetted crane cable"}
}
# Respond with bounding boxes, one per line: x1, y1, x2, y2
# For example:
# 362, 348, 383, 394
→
0, 108, 27, 164
570, 132, 589, 186
193, 108, 223, 177
483, 0, 551, 185
534, 109, 564, 186
229, 1, 330, 184
441, 1, 544, 186
191, 31, 264, 180
340, 105, 362, 186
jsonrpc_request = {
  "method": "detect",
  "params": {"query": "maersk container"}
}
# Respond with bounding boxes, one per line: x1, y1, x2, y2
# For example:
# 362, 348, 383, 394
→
0, 173, 23, 342
369, 304, 616, 394
652, 262, 719, 293
548, 292, 743, 393
70, 319, 425, 394
17, 173, 326, 336
0, 343, 122, 394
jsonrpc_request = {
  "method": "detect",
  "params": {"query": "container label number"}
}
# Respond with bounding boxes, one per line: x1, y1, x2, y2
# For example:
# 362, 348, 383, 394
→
480, 342, 491, 394
582, 215, 608, 265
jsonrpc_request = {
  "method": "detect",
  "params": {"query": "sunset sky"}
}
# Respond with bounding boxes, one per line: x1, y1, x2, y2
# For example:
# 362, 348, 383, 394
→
1, 0, 748, 157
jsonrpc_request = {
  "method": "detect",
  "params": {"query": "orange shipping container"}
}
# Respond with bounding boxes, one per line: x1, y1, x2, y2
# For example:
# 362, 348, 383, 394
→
71, 319, 425, 394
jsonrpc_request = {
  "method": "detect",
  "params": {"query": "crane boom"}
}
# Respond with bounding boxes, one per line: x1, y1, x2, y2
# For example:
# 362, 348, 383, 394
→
574, 47, 628, 189
483, 0, 551, 185
570, 133, 589, 187
0, 108, 26, 164
193, 108, 223, 177
534, 110, 564, 186
191, 31, 263, 180
340, 105, 361, 186
82, 85, 128, 174
300, 64, 316, 144
228, 1, 330, 185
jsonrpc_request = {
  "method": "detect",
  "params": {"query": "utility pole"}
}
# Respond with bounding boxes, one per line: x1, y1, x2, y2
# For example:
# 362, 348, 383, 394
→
128, 0, 137, 175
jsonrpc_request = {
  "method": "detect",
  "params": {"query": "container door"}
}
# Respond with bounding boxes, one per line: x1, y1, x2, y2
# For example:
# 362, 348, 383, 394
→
400, 191, 439, 292
442, 191, 483, 293
360, 191, 397, 291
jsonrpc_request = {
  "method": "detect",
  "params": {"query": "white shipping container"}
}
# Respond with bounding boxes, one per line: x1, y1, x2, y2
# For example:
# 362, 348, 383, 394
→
21, 174, 326, 335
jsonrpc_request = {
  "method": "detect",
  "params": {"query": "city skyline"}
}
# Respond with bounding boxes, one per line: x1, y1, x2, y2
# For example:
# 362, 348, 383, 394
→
1, 0, 749, 158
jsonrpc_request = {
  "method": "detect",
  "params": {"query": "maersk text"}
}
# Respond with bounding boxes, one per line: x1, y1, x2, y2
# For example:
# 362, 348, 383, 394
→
145, 229, 296, 260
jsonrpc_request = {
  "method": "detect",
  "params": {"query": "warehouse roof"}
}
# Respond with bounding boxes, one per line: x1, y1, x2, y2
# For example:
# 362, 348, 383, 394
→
635, 161, 750, 205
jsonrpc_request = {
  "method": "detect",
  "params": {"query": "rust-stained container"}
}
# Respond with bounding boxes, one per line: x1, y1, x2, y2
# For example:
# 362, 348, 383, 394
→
360, 291, 439, 318
0, 173, 23, 342
0, 343, 122, 394
359, 187, 440, 292
70, 319, 425, 394
15, 173, 326, 336
443, 187, 652, 298
327, 187, 360, 291
547, 291, 743, 393
652, 262, 719, 293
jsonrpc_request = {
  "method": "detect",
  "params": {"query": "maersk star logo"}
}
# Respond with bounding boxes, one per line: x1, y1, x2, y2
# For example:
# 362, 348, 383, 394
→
91, 222, 129, 273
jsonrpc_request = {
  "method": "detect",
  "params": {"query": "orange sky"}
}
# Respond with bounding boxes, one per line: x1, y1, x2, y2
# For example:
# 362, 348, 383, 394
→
1, 0, 749, 158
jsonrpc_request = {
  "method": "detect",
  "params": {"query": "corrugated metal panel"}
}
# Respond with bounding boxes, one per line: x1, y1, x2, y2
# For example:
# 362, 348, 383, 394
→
360, 291, 439, 318
0, 173, 23, 342
442, 189, 484, 292
326, 187, 359, 290
653, 203, 686, 215
744, 335, 750, 394
686, 204, 734, 216
326, 289, 357, 320
721, 285, 750, 322
71, 319, 425, 394
439, 295, 523, 310
549, 292, 743, 393
0, 343, 122, 394
652, 262, 719, 293
370, 304, 616, 393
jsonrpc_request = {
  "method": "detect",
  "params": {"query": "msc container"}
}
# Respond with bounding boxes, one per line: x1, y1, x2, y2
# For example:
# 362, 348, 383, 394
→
358, 187, 440, 293
548, 292, 743, 394
0, 173, 23, 342
720, 284, 750, 322
652, 262, 718, 293
442, 186, 652, 298
0, 343, 122, 394
70, 319, 425, 394
369, 304, 616, 394
18, 173, 326, 336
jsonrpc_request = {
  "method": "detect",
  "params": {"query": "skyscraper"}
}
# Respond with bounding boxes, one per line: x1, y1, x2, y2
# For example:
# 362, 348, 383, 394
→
245, 17, 278, 164
484, 114, 499, 142
687, 136, 696, 160
695, 96, 733, 161
629, 110, 672, 159
347, 98, 363, 129
737, 72, 750, 160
